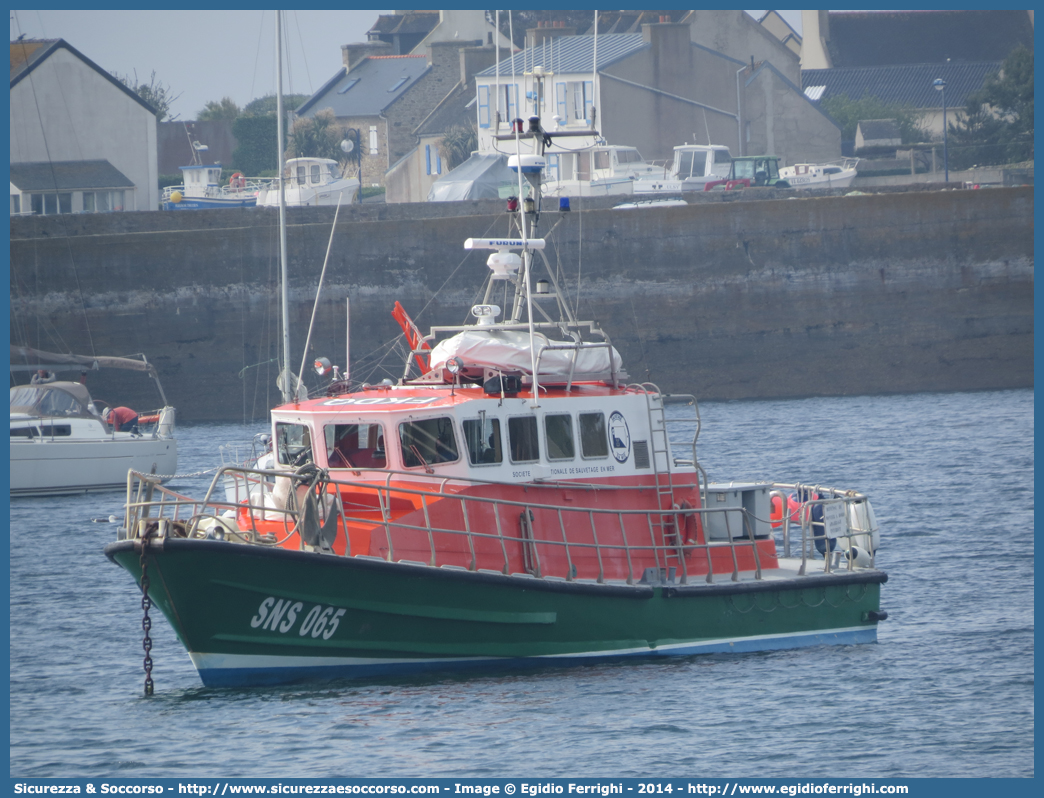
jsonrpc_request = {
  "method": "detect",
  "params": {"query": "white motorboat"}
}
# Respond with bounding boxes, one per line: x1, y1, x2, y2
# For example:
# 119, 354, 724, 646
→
540, 144, 662, 197
633, 144, 733, 194
257, 157, 360, 208
10, 349, 177, 497
779, 159, 859, 189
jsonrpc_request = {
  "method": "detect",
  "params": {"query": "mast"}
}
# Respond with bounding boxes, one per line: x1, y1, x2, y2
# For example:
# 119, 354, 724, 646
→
277, 10, 292, 404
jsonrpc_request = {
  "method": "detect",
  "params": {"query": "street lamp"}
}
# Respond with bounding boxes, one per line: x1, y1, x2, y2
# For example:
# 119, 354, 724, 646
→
933, 78, 948, 183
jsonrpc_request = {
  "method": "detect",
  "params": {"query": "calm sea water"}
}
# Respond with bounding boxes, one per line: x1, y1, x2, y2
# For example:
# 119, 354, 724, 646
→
9, 390, 1033, 778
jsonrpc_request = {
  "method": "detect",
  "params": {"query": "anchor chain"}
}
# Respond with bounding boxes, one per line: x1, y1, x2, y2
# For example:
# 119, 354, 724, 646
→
139, 538, 154, 696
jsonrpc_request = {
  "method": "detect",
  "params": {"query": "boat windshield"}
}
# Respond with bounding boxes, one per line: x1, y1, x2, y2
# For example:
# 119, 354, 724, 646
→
714, 149, 732, 164
275, 422, 313, 467
324, 422, 386, 469
616, 148, 644, 164
399, 417, 459, 468
10, 384, 91, 418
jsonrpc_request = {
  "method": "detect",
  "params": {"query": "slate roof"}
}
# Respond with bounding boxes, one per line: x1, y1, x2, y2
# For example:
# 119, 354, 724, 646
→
296, 55, 430, 118
368, 12, 440, 37
10, 160, 134, 191
10, 38, 157, 115
415, 81, 474, 137
477, 33, 647, 78
801, 62, 1004, 110
826, 10, 1033, 68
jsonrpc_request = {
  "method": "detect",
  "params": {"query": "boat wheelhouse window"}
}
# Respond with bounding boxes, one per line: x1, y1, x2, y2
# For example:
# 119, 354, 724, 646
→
508, 416, 539, 463
823, 166, 842, 175
296, 165, 306, 185
463, 416, 502, 465
544, 414, 575, 461
275, 423, 313, 467
324, 423, 386, 469
10, 427, 38, 438
617, 149, 643, 164
714, 149, 732, 164
593, 151, 612, 170
579, 412, 609, 459
399, 417, 459, 468
678, 150, 708, 178
40, 424, 72, 437
310, 164, 321, 183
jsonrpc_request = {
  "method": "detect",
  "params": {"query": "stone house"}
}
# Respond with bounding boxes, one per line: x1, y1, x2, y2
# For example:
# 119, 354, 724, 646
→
10, 38, 159, 212
475, 21, 841, 169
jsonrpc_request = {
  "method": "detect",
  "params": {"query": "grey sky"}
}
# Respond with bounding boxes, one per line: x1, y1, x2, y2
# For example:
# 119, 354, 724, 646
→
10, 9, 801, 122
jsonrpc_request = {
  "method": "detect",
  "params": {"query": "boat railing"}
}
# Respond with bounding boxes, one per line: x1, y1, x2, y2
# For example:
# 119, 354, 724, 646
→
121, 468, 879, 586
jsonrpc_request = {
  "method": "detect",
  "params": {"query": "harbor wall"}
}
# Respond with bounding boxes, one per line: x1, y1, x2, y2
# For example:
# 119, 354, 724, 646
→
9, 186, 1033, 422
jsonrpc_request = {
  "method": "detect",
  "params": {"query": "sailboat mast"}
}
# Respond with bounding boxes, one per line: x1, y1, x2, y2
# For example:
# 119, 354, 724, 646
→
277, 10, 291, 404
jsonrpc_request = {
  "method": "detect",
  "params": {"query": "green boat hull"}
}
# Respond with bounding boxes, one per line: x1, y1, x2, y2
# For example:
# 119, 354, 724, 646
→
106, 538, 886, 687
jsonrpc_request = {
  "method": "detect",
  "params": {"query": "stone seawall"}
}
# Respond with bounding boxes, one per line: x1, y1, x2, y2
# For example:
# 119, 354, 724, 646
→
10, 187, 1033, 422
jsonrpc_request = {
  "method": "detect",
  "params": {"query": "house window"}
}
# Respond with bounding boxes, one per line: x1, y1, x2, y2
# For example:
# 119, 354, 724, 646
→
566, 81, 593, 122
388, 77, 408, 92
10, 195, 19, 214
436, 153, 441, 175
59, 193, 71, 214
478, 85, 490, 129
508, 416, 539, 463
497, 84, 518, 125
369, 126, 378, 155
30, 194, 43, 214
44, 194, 57, 214
425, 145, 432, 176
338, 78, 359, 94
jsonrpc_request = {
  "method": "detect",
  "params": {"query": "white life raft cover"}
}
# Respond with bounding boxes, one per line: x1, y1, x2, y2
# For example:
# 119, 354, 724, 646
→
428, 329, 623, 380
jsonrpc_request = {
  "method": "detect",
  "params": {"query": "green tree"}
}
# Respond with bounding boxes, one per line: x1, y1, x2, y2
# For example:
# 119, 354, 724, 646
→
243, 93, 310, 117
113, 69, 181, 121
232, 115, 279, 175
438, 125, 478, 170
197, 96, 240, 122
286, 108, 349, 163
948, 46, 1033, 168
820, 94, 925, 144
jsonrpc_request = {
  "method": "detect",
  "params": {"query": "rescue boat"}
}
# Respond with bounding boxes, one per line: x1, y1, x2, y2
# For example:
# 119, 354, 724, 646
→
104, 110, 887, 690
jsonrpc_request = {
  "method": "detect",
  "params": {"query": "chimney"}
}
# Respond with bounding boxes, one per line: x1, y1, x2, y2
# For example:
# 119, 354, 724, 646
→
460, 45, 497, 86
341, 41, 391, 72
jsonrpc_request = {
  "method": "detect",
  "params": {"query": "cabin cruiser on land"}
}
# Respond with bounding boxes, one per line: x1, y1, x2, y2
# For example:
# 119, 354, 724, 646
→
633, 144, 733, 194
779, 159, 859, 189
541, 144, 661, 197
257, 158, 360, 208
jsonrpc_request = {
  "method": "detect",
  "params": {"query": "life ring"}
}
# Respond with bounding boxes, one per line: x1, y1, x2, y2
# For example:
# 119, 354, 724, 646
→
229, 172, 245, 190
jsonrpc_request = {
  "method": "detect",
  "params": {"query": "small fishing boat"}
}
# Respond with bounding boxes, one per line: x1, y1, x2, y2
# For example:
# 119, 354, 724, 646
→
778, 159, 859, 189
104, 107, 887, 690
161, 137, 270, 211
10, 347, 176, 497
632, 144, 733, 194
256, 157, 360, 208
